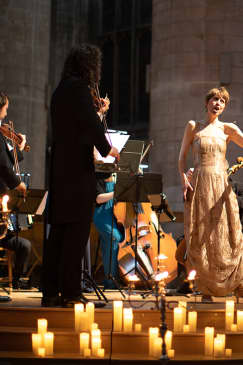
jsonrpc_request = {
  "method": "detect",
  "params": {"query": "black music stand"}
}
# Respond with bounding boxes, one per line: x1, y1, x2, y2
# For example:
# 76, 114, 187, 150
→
112, 172, 163, 288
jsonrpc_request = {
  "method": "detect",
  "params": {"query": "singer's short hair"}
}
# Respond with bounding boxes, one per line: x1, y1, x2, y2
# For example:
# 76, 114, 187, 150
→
205, 86, 230, 105
0, 92, 9, 110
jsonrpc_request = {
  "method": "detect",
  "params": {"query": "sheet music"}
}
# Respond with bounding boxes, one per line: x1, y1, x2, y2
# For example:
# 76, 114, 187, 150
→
96, 133, 130, 163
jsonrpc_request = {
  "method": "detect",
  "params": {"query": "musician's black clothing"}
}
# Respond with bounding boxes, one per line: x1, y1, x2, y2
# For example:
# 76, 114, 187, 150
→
42, 77, 111, 301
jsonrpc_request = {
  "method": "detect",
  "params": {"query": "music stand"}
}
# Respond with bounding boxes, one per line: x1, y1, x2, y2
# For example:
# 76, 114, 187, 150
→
118, 140, 145, 174
113, 172, 163, 285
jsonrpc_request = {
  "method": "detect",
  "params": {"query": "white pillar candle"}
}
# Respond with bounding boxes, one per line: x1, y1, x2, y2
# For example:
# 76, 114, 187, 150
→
152, 337, 162, 358
80, 333, 90, 354
188, 311, 197, 332
214, 337, 223, 357
43, 332, 54, 355
135, 323, 142, 332
91, 323, 98, 330
86, 302, 95, 330
204, 327, 214, 356
225, 348, 232, 357
178, 301, 187, 328
168, 349, 175, 358
165, 330, 172, 351
38, 347, 46, 357
237, 310, 243, 331
183, 324, 190, 333
37, 319, 48, 337
97, 348, 105, 358
32, 333, 42, 355
80, 312, 89, 331
123, 308, 133, 332
75, 303, 84, 332
2, 195, 9, 212
83, 348, 91, 357
113, 301, 123, 331
149, 327, 159, 356
226, 300, 234, 313
216, 334, 225, 356
231, 323, 237, 332
225, 301, 234, 331
173, 307, 183, 332
91, 329, 101, 340
91, 337, 101, 356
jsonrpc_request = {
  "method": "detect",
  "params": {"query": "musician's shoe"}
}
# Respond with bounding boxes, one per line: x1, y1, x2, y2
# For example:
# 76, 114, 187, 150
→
62, 293, 106, 308
41, 295, 62, 307
0, 295, 11, 302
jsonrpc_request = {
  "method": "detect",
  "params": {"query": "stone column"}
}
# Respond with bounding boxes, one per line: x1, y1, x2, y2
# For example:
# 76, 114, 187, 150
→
0, 0, 51, 188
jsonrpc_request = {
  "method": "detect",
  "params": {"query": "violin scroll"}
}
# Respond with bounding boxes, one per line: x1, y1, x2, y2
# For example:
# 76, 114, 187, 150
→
0, 123, 30, 152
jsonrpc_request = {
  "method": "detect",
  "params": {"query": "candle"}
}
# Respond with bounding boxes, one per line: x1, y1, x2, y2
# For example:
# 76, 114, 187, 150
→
237, 310, 243, 331
43, 332, 54, 355
80, 332, 89, 354
75, 303, 84, 332
84, 348, 91, 357
80, 312, 89, 331
91, 323, 98, 330
188, 311, 197, 332
113, 301, 123, 331
135, 323, 142, 332
214, 337, 223, 357
179, 301, 187, 328
204, 327, 214, 356
149, 327, 159, 356
216, 334, 225, 356
231, 323, 237, 332
152, 337, 162, 358
91, 329, 101, 339
32, 333, 42, 355
183, 324, 190, 333
2, 195, 9, 212
164, 330, 172, 351
38, 319, 47, 337
123, 308, 133, 332
91, 337, 101, 356
225, 348, 232, 357
225, 301, 234, 330
97, 348, 105, 358
173, 307, 183, 332
86, 302, 95, 330
38, 347, 46, 357
168, 349, 175, 358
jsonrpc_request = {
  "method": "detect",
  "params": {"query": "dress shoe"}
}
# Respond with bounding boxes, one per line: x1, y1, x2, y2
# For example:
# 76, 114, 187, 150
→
41, 295, 62, 307
62, 294, 106, 308
201, 294, 213, 303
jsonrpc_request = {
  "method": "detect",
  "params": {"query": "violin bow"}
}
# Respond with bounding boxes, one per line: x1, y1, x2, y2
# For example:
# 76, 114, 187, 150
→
94, 83, 113, 147
9, 121, 21, 177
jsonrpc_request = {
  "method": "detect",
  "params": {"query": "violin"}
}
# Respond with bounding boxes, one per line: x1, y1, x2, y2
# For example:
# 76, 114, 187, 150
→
0, 123, 30, 152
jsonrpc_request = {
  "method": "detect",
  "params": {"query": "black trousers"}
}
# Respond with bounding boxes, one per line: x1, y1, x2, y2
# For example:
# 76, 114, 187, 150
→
42, 208, 93, 298
1, 235, 31, 280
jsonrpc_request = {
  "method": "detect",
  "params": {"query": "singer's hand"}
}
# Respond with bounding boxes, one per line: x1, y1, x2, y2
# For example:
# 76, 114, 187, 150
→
15, 181, 27, 198
108, 146, 120, 162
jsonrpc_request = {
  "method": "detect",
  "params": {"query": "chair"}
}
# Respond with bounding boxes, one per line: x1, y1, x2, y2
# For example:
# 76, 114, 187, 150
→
0, 247, 13, 294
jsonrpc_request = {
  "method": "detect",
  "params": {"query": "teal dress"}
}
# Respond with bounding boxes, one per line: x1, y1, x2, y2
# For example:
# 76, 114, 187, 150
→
93, 181, 123, 289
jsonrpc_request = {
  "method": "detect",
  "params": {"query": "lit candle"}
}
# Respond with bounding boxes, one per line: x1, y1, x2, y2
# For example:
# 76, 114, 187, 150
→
214, 337, 223, 358
149, 327, 159, 356
75, 303, 84, 332
84, 348, 91, 357
225, 301, 234, 330
37, 319, 48, 336
135, 323, 142, 332
225, 348, 232, 357
80, 312, 89, 331
80, 332, 90, 354
168, 349, 175, 358
97, 348, 105, 358
183, 324, 190, 333
91, 323, 98, 330
237, 310, 243, 331
204, 327, 214, 356
86, 302, 95, 330
152, 337, 162, 358
164, 330, 172, 351
173, 307, 183, 332
123, 308, 133, 332
32, 333, 42, 355
43, 332, 54, 355
113, 301, 123, 331
231, 323, 237, 332
216, 334, 225, 356
38, 347, 46, 357
179, 301, 187, 328
91, 337, 101, 356
2, 195, 9, 212
91, 329, 101, 339
188, 311, 197, 332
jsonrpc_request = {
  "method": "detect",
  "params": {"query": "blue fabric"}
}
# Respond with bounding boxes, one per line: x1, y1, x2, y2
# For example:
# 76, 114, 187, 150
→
93, 181, 123, 286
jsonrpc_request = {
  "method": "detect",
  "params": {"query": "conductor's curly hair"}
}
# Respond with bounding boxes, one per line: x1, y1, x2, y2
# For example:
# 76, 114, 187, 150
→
0, 92, 9, 110
61, 44, 102, 85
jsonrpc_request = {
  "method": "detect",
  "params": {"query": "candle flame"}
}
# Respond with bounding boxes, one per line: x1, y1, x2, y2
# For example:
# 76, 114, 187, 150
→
155, 271, 169, 281
187, 270, 196, 280
2, 195, 9, 212
128, 274, 139, 282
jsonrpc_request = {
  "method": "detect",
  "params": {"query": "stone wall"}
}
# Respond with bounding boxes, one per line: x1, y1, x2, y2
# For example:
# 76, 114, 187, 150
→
0, 0, 51, 188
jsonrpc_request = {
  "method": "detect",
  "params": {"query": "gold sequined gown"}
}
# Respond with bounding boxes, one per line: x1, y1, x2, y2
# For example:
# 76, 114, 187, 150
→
184, 122, 243, 296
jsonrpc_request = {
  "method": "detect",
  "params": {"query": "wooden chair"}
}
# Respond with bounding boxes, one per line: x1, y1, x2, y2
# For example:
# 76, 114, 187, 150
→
0, 247, 13, 294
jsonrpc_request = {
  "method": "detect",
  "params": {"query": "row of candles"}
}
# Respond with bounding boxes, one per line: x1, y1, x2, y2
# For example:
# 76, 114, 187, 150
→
113, 301, 142, 332
225, 300, 243, 331
32, 319, 54, 357
205, 328, 232, 357
149, 328, 174, 358
173, 301, 197, 332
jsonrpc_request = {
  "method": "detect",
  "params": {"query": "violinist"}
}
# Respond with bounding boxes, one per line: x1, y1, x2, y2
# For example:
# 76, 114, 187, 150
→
42, 44, 119, 308
0, 92, 31, 291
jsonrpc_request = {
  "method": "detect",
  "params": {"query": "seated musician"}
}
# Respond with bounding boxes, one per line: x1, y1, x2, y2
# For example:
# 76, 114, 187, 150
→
0, 91, 31, 290
93, 172, 124, 290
